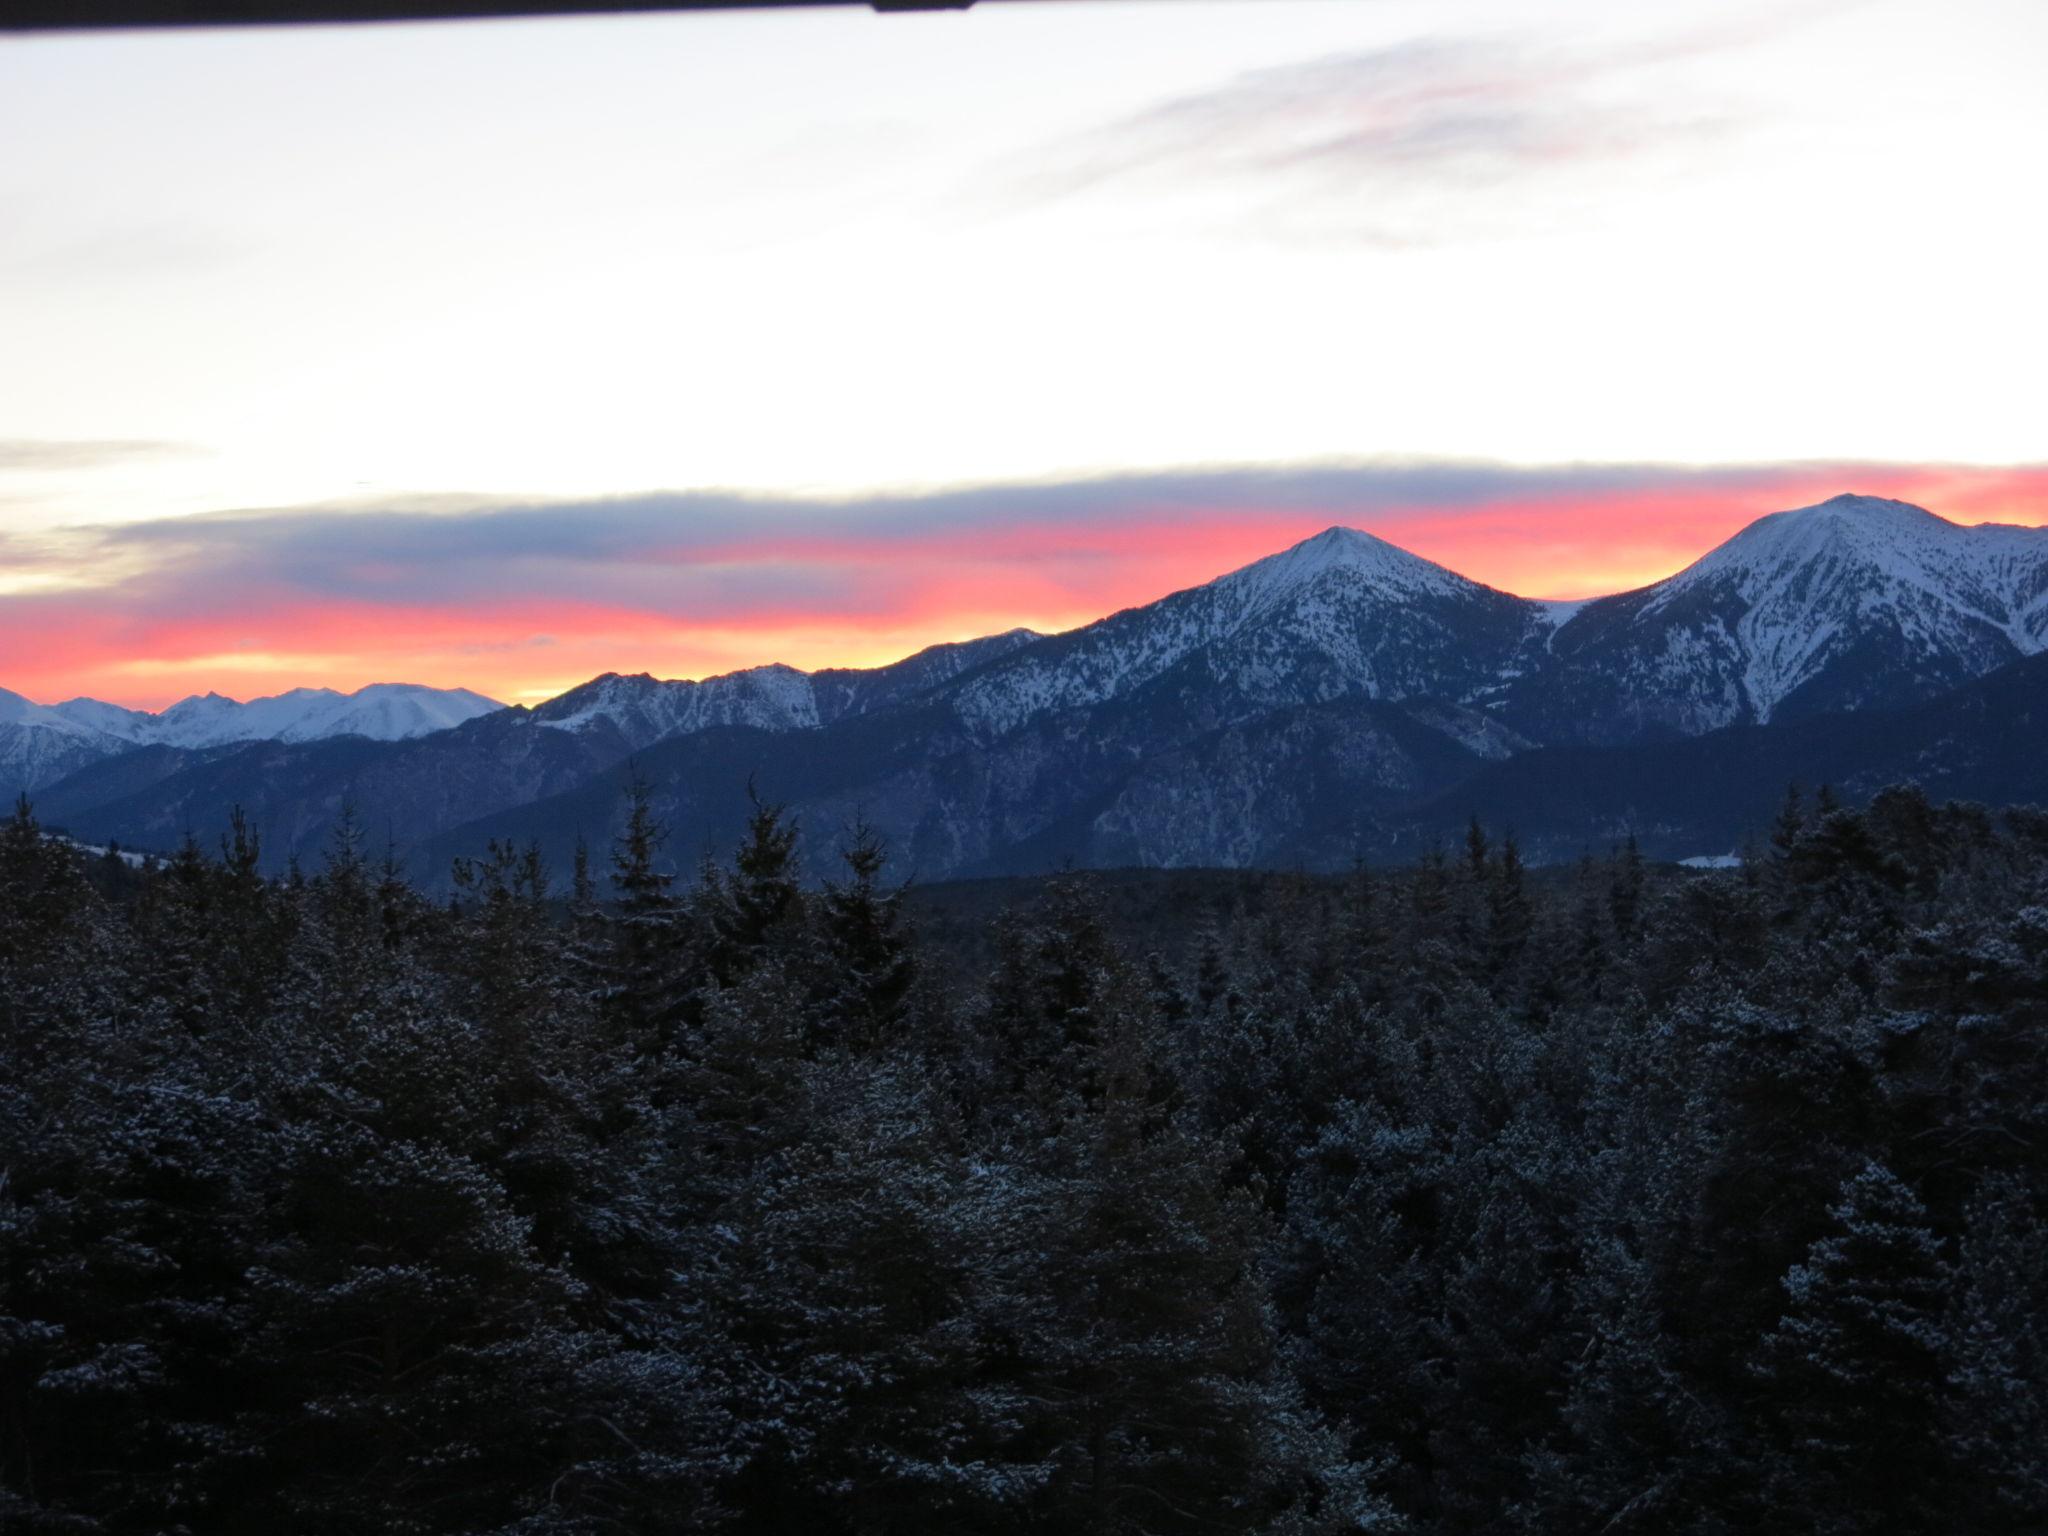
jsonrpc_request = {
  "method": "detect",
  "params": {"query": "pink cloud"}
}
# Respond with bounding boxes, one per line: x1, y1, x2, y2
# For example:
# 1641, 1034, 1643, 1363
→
5, 460, 2043, 709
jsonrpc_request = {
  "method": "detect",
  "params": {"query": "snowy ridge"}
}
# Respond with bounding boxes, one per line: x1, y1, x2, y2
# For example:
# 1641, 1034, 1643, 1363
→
12, 495, 2047, 802
533, 666, 822, 748
1548, 494, 2048, 731
2, 686, 111, 740
0, 687, 133, 798
529, 630, 1048, 751
2, 682, 505, 796
61, 682, 507, 749
946, 525, 1530, 738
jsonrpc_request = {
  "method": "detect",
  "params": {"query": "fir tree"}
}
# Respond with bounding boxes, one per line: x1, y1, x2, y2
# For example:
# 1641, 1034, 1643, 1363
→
701, 786, 804, 990
1750, 1162, 1955, 1535
811, 816, 917, 1052
593, 773, 693, 1052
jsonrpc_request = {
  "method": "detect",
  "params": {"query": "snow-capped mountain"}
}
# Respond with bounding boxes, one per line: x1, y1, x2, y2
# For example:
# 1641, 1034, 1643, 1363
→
27, 493, 2048, 880
1518, 495, 2048, 742
943, 527, 1541, 739
3, 683, 505, 797
61, 682, 506, 750
530, 630, 1044, 751
926, 498, 2048, 751
0, 687, 134, 799
532, 666, 823, 748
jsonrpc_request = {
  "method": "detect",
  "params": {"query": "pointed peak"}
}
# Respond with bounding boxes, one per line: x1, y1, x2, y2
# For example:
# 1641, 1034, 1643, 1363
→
1215, 523, 1473, 608
1796, 492, 1935, 518
1299, 523, 1449, 567
1300, 523, 1395, 553
1253, 524, 1409, 573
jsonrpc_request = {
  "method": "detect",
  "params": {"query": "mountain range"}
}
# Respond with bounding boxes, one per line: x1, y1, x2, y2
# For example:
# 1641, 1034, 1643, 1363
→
16, 493, 2048, 880
1, 682, 503, 799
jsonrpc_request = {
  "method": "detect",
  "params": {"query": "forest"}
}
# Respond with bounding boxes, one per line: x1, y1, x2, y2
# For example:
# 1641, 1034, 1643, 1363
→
2, 781, 2045, 1534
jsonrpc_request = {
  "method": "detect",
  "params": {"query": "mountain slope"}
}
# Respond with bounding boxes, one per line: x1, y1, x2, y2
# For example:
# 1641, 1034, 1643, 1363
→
30, 632, 1052, 871
31, 495, 2048, 879
409, 529, 1550, 883
34, 706, 623, 868
0, 687, 133, 799
1515, 495, 2048, 742
413, 689, 1504, 887
940, 527, 1543, 739
57, 681, 505, 749
529, 630, 1043, 751
1402, 649, 2048, 864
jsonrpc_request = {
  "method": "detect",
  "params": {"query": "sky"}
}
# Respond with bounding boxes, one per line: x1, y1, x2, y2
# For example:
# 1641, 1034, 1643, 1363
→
2, 0, 2045, 708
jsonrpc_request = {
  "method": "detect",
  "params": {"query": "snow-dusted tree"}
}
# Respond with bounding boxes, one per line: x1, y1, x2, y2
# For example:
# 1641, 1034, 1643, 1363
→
0, 799, 263, 1531
1942, 1174, 2048, 1531
1750, 1161, 1954, 1536
982, 909, 1385, 1535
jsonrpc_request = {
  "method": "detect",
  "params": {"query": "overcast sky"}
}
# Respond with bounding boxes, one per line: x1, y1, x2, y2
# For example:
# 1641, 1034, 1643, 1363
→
2, 0, 2044, 705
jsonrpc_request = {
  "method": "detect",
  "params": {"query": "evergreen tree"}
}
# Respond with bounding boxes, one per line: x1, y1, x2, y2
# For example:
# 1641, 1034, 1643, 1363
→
996, 970, 1383, 1535
1750, 1162, 1955, 1535
1942, 1175, 2048, 1531
593, 773, 693, 1052
1486, 828, 1532, 988
3, 778, 2045, 1534
701, 786, 804, 989
1609, 831, 1646, 943
810, 816, 917, 1051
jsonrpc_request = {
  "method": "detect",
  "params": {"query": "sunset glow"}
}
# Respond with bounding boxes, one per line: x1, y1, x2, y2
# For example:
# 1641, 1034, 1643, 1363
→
2, 460, 2042, 710
5, 0, 2046, 709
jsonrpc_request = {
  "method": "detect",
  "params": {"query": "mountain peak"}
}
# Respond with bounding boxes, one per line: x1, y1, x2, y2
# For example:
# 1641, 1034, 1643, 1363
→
1605, 490, 2048, 726
1797, 492, 1939, 522
1217, 523, 1474, 612
1300, 524, 1399, 559
1672, 495, 1953, 585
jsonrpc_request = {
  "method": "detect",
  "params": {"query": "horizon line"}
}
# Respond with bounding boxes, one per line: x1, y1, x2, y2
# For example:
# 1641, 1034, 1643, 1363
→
9, 484, 2030, 712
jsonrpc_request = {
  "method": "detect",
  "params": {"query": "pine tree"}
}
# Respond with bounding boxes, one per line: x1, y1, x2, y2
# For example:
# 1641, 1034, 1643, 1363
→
0, 804, 262, 1532
1522, 1231, 1736, 1534
0, 796, 89, 972
1942, 1175, 2048, 1531
1280, 1095, 1443, 1515
1424, 1103, 1587, 1529
1486, 828, 1532, 987
701, 786, 804, 990
1750, 1162, 1955, 1535
1770, 783, 1807, 857
133, 831, 219, 1036
592, 773, 693, 1052
215, 805, 292, 1021
978, 876, 1122, 1124
810, 816, 917, 1052
996, 972, 1384, 1534
1609, 831, 1646, 943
